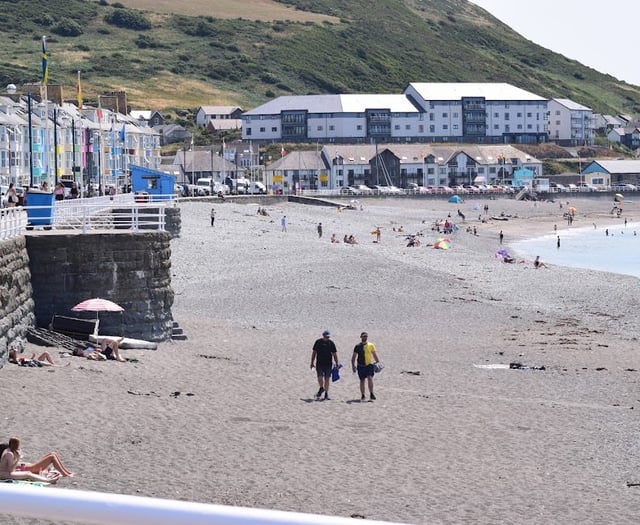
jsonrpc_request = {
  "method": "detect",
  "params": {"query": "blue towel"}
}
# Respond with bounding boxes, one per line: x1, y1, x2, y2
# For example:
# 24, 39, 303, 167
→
331, 363, 343, 382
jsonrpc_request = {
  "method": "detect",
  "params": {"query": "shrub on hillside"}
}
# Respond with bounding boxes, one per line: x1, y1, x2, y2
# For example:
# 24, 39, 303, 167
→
51, 19, 83, 37
104, 9, 151, 30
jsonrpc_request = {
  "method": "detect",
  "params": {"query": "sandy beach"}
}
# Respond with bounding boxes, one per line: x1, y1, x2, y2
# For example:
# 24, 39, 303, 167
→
1, 194, 639, 525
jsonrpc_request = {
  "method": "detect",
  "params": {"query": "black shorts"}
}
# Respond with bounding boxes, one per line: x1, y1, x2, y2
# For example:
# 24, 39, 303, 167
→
316, 365, 332, 378
357, 364, 375, 380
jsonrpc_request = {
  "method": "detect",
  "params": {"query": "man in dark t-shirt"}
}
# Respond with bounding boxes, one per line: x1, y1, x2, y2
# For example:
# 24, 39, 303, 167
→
310, 330, 339, 400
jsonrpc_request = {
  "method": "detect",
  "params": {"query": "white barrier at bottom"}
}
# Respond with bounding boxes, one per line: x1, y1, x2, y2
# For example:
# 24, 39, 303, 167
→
0, 484, 398, 525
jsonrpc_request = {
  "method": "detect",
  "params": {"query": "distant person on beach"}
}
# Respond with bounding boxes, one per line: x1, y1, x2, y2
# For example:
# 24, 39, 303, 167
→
8, 348, 55, 367
0, 436, 73, 483
557, 235, 561, 249
534, 256, 547, 269
373, 226, 381, 242
210, 207, 215, 227
351, 331, 380, 402
281, 215, 287, 232
499, 230, 504, 244
317, 222, 323, 238
330, 233, 339, 243
310, 330, 339, 401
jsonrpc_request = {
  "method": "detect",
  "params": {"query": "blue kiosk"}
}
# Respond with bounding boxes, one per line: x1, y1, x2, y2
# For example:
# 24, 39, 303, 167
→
130, 165, 175, 201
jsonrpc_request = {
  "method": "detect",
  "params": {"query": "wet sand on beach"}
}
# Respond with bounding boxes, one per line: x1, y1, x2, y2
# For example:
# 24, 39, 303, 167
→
2, 195, 639, 525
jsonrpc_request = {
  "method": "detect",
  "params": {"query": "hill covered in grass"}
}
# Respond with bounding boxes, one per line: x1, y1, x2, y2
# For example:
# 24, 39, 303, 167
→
0, 0, 639, 117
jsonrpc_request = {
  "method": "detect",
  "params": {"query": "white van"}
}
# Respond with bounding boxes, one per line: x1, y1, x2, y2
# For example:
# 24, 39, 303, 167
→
248, 181, 266, 194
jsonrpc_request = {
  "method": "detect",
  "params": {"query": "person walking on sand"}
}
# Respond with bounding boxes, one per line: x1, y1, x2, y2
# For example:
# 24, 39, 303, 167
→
281, 215, 287, 232
210, 207, 215, 227
317, 222, 323, 238
310, 330, 339, 400
557, 235, 560, 249
499, 230, 504, 244
351, 331, 380, 402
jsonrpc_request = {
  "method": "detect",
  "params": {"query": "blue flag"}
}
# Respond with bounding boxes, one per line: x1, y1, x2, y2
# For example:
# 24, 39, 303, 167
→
119, 125, 125, 143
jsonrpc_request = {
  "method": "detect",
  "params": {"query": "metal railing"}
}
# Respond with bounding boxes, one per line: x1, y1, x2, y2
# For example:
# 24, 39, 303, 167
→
0, 484, 397, 525
0, 206, 27, 240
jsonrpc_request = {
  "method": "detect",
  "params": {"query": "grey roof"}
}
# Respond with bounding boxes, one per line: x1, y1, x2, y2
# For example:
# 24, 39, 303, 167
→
406, 82, 546, 102
173, 149, 239, 172
244, 94, 419, 116
551, 98, 592, 111
587, 160, 640, 174
199, 105, 243, 114
268, 150, 327, 171
321, 143, 539, 165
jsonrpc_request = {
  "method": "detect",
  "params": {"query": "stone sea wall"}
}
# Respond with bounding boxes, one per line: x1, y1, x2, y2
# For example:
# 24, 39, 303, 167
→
26, 232, 175, 342
0, 236, 36, 361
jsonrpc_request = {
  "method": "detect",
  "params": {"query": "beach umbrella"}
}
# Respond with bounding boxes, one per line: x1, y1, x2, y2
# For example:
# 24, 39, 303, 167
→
433, 239, 451, 250
448, 195, 462, 203
72, 298, 124, 335
72, 298, 124, 313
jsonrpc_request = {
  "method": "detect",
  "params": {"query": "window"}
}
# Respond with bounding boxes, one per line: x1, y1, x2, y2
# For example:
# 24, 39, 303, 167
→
357, 125, 362, 130
394, 125, 400, 130
453, 124, 458, 130
329, 125, 334, 131
504, 113, 510, 120
556, 110, 561, 115
246, 128, 252, 136
494, 124, 499, 130
405, 124, 411, 130
429, 113, 434, 121
317, 125, 323, 131
517, 124, 522, 129
260, 127, 265, 132
527, 112, 532, 118
442, 112, 448, 118
418, 124, 424, 133
429, 125, 435, 133
271, 127, 277, 132
527, 124, 532, 129
443, 124, 448, 130
505, 125, 510, 132
517, 112, 522, 118
494, 112, 499, 118
453, 112, 458, 118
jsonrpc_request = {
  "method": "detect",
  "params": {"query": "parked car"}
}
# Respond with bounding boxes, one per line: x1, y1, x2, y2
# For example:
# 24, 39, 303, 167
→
356, 184, 374, 195
373, 185, 391, 194
341, 186, 361, 195
387, 185, 404, 194
247, 181, 266, 194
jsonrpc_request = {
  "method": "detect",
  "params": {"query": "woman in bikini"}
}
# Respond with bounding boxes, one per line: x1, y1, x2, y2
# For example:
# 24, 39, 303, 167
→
0, 437, 73, 483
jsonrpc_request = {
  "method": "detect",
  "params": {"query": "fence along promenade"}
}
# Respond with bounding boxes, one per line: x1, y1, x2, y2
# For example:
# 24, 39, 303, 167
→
0, 194, 174, 239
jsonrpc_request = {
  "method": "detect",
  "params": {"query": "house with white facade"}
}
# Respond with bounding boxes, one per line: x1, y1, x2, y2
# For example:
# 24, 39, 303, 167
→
243, 83, 549, 145
547, 98, 594, 146
264, 143, 541, 192
403, 82, 548, 144
243, 94, 420, 144
196, 106, 243, 129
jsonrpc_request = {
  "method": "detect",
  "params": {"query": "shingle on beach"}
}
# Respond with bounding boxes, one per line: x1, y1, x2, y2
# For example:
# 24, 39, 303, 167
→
2, 196, 639, 524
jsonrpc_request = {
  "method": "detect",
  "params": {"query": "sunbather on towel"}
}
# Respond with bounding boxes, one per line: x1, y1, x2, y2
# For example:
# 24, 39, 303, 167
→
0, 437, 73, 483
8, 348, 55, 367
100, 337, 126, 362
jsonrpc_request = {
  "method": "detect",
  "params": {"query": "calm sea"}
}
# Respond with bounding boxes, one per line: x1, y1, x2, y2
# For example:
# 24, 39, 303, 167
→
511, 221, 640, 278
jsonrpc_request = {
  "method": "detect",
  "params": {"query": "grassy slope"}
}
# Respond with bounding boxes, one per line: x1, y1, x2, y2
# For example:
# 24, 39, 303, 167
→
0, 0, 638, 118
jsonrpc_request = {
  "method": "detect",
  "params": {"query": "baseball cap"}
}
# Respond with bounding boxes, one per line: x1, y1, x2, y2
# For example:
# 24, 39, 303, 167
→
322, 330, 331, 337
360, 332, 368, 338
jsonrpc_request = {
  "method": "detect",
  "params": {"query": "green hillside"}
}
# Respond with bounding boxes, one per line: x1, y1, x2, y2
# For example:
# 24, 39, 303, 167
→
0, 0, 639, 116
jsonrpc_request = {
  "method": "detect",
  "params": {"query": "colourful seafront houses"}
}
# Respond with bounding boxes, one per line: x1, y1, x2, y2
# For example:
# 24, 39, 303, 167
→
0, 86, 161, 194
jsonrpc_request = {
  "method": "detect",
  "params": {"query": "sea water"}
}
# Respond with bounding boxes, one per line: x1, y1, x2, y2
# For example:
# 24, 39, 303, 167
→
511, 222, 640, 279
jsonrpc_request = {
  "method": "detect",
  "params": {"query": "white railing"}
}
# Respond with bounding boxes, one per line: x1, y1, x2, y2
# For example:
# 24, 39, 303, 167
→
23, 194, 175, 233
0, 484, 397, 525
0, 206, 27, 240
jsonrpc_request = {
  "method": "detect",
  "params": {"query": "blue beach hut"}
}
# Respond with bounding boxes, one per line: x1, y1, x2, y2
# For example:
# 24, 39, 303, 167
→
131, 165, 175, 201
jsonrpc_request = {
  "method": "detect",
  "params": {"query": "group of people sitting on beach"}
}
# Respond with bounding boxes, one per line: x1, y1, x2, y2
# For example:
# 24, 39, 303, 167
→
0, 436, 73, 484
330, 234, 359, 244
432, 219, 456, 234
256, 207, 269, 216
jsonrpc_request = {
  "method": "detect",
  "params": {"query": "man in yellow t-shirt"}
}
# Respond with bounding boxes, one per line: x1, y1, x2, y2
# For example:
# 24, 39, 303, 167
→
351, 331, 380, 401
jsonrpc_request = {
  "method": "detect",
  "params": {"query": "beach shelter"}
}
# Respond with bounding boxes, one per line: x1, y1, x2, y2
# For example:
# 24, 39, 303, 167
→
448, 195, 462, 203
433, 238, 451, 250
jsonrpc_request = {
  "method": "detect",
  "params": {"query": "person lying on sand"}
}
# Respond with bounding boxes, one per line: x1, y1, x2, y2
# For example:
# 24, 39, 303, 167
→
0, 436, 73, 483
534, 256, 547, 269
8, 348, 55, 367
100, 337, 126, 362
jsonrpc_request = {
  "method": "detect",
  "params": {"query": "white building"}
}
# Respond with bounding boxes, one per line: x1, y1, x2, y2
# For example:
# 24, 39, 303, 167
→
547, 98, 594, 146
243, 83, 549, 145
